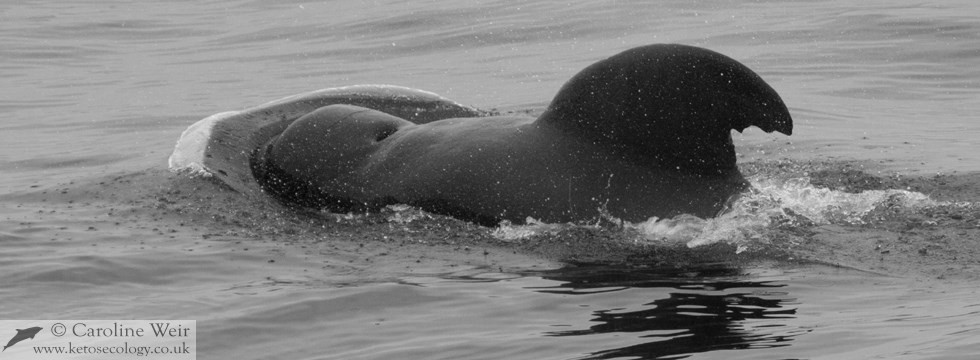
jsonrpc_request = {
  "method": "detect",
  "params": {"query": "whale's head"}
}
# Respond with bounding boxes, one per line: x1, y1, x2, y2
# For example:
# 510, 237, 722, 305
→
540, 44, 792, 176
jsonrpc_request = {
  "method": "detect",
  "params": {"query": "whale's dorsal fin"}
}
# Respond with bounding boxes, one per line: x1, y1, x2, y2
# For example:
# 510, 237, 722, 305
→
539, 44, 792, 175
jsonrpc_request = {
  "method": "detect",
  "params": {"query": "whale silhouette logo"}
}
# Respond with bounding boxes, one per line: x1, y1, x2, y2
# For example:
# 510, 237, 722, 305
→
3, 326, 42, 351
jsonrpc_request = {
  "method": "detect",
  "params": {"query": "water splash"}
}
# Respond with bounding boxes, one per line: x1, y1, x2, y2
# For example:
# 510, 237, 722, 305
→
491, 217, 565, 240
384, 204, 433, 224
748, 177, 933, 225
491, 175, 939, 250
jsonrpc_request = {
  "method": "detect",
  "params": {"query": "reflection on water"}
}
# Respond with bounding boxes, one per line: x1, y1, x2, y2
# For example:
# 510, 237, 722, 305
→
533, 266, 803, 360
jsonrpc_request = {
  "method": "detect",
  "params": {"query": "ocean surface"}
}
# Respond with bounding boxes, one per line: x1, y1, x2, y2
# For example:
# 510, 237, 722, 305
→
2, 1, 979, 359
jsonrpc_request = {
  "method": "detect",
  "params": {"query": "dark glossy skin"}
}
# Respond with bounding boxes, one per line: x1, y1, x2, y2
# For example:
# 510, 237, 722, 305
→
254, 44, 793, 225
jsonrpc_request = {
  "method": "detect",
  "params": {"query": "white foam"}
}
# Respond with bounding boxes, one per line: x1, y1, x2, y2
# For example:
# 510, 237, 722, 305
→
168, 110, 239, 176
384, 204, 433, 224
490, 175, 939, 250
748, 177, 934, 224
491, 217, 566, 240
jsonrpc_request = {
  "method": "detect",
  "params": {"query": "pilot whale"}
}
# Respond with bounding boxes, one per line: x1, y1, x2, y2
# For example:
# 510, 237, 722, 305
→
170, 44, 792, 226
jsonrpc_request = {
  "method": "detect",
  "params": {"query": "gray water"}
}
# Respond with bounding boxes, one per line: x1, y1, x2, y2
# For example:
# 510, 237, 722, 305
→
2, 1, 980, 359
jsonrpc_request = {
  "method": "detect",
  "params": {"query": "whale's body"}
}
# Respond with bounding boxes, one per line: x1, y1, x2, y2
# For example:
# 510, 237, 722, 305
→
171, 44, 792, 225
